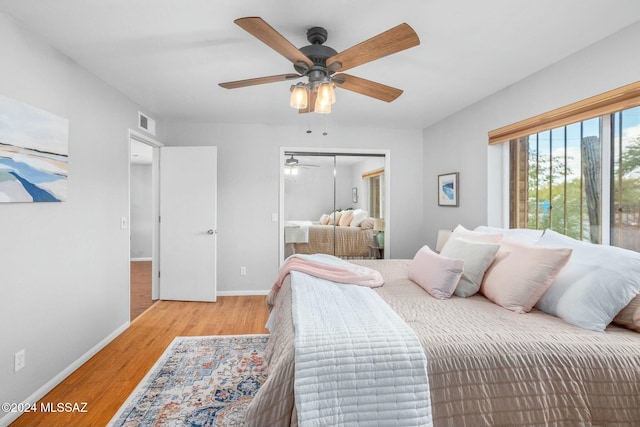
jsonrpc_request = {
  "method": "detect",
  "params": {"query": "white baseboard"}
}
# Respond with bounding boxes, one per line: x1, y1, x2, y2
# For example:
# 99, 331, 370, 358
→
217, 290, 270, 296
0, 321, 130, 427
131, 257, 152, 262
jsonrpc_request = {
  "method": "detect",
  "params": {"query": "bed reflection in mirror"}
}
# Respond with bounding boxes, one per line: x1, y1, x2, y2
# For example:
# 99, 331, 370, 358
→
283, 151, 386, 260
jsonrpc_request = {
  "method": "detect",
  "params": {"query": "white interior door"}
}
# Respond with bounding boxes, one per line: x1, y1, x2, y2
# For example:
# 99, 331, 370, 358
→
159, 146, 217, 302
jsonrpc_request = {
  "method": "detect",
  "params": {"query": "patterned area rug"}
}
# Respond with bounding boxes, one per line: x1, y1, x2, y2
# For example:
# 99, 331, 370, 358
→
109, 334, 269, 427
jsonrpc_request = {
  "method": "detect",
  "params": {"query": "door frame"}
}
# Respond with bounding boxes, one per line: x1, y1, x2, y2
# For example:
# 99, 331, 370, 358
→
128, 128, 163, 301
279, 146, 391, 264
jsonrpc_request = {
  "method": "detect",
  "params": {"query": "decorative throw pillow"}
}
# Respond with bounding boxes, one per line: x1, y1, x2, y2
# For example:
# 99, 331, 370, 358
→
319, 213, 330, 225
614, 295, 640, 332
481, 239, 572, 313
360, 218, 374, 230
350, 209, 368, 227
439, 237, 500, 297
449, 224, 502, 244
338, 210, 354, 227
327, 211, 342, 225
408, 246, 464, 300
535, 229, 640, 331
474, 226, 544, 245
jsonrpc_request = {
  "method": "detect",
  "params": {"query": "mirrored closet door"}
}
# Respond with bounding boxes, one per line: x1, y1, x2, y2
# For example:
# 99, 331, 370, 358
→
282, 150, 387, 261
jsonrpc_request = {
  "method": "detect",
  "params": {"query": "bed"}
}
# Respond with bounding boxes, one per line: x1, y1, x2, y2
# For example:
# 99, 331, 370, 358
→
246, 227, 640, 426
285, 223, 376, 258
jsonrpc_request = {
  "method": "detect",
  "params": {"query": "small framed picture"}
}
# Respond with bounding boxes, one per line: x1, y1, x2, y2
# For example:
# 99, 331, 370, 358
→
352, 187, 358, 203
438, 172, 459, 207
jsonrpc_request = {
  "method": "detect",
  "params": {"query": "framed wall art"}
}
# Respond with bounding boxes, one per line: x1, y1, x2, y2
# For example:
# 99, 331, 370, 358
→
438, 172, 459, 207
0, 94, 69, 203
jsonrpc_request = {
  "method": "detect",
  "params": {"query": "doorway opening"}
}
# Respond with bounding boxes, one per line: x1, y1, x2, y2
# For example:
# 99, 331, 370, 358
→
129, 129, 162, 320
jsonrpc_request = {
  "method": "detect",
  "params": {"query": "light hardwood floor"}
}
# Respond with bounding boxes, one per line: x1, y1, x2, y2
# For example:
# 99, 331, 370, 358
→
11, 297, 270, 427
130, 260, 154, 321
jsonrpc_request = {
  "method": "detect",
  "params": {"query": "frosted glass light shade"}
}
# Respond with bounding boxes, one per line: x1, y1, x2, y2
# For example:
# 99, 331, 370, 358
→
317, 82, 335, 104
289, 85, 308, 109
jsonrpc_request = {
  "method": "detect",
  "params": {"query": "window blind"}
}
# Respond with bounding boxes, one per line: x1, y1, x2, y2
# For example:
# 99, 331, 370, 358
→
488, 81, 640, 145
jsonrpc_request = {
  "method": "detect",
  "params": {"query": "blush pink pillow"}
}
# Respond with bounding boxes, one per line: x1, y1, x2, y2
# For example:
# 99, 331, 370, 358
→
338, 210, 354, 227
327, 211, 342, 225
481, 239, 572, 313
408, 246, 464, 299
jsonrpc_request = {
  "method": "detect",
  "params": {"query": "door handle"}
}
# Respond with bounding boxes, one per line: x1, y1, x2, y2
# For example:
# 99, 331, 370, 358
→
207, 229, 215, 235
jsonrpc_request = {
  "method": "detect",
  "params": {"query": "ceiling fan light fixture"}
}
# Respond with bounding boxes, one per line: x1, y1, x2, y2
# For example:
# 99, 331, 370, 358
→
284, 164, 299, 175
289, 83, 308, 109
314, 82, 334, 114
314, 97, 331, 114
317, 81, 335, 105
221, 18, 420, 115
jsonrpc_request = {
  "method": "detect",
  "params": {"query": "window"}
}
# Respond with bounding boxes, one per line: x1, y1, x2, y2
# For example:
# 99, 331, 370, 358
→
509, 105, 640, 251
490, 81, 640, 251
612, 107, 640, 251
511, 118, 602, 242
362, 168, 385, 219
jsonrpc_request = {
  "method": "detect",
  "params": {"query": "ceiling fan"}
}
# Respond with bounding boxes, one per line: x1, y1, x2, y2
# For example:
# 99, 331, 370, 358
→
219, 17, 420, 113
285, 154, 319, 168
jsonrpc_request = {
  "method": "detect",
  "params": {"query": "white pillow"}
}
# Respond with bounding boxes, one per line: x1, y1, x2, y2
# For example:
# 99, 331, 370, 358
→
474, 226, 544, 245
408, 246, 464, 300
350, 209, 368, 227
449, 224, 502, 244
535, 229, 640, 331
439, 237, 500, 297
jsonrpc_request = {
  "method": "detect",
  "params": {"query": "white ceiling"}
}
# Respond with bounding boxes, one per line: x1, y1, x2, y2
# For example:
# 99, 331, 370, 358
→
2, 0, 640, 130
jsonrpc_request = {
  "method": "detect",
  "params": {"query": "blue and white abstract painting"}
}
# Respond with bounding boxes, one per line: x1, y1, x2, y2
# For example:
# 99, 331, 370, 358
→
438, 173, 458, 206
0, 95, 69, 202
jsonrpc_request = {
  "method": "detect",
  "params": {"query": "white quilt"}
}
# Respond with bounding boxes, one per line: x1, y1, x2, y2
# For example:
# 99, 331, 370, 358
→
285, 221, 313, 243
291, 271, 433, 427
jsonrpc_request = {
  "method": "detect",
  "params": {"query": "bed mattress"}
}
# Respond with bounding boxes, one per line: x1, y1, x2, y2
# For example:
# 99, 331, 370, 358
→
287, 225, 375, 258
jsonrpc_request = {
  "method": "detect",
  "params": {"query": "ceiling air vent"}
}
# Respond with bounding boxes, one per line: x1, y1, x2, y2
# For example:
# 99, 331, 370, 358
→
138, 111, 156, 136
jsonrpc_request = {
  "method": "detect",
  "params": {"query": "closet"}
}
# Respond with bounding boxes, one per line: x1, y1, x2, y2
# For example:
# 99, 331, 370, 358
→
281, 150, 388, 261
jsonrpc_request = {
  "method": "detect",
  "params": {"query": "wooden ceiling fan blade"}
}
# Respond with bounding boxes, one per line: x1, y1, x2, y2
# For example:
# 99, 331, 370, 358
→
334, 73, 403, 102
327, 23, 419, 72
235, 17, 312, 68
219, 74, 301, 89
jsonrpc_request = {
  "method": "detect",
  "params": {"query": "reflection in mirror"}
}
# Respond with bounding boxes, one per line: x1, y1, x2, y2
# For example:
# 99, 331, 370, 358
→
283, 152, 386, 261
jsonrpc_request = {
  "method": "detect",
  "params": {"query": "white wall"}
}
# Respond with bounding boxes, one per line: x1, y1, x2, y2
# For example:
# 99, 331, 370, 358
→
130, 163, 153, 259
284, 162, 341, 221
164, 122, 424, 294
0, 14, 160, 420
422, 20, 640, 249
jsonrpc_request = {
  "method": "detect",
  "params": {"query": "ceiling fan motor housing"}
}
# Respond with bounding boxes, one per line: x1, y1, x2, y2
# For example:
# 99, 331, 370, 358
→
307, 26, 328, 44
294, 26, 338, 79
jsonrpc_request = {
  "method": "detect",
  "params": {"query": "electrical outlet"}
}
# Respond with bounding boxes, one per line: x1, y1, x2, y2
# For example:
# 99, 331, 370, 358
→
120, 216, 128, 229
14, 349, 25, 373
240, 266, 247, 276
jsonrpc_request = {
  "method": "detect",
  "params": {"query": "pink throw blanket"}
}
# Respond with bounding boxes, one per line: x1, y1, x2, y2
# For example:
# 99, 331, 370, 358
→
272, 256, 384, 292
